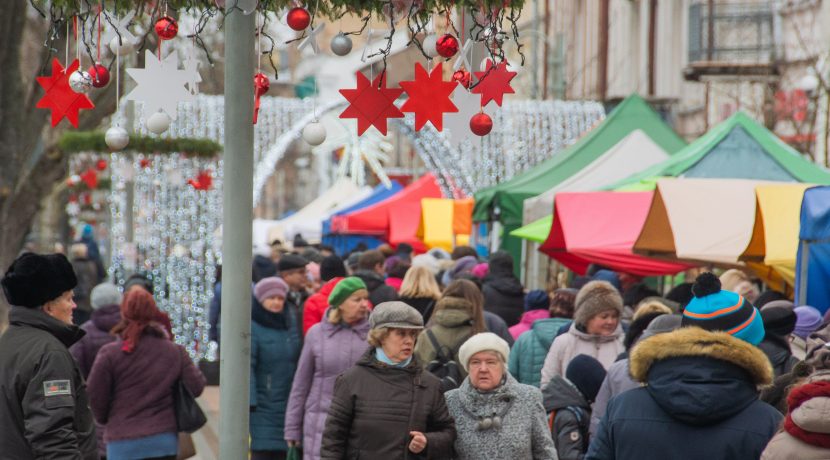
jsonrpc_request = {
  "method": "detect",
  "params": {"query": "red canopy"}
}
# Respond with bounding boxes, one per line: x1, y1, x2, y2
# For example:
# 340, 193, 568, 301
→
539, 191, 694, 276
331, 173, 443, 249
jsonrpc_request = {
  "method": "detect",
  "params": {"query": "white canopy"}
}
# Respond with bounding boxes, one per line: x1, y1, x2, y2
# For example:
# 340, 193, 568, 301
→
522, 129, 671, 224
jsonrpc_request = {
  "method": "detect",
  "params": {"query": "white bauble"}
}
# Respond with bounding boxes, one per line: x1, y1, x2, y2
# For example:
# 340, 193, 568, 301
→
109, 36, 135, 56
422, 34, 439, 58
330, 33, 353, 56
68, 70, 93, 93
146, 111, 172, 134
105, 126, 130, 151
302, 122, 327, 146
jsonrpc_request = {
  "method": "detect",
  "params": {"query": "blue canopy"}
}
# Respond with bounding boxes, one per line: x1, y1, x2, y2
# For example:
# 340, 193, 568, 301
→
322, 181, 403, 256
796, 186, 830, 314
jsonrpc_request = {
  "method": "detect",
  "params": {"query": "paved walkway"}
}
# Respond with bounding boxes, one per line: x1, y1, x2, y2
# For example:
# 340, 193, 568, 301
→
192, 385, 220, 459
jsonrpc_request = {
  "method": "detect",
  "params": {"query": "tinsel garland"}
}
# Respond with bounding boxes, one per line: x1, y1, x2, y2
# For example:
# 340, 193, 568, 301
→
59, 131, 222, 157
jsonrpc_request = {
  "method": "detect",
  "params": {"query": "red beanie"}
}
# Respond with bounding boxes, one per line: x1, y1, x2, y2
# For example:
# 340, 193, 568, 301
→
784, 380, 830, 448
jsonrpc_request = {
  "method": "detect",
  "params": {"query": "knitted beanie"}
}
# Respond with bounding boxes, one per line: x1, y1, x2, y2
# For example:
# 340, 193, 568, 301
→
91, 283, 123, 310
784, 380, 830, 448
794, 306, 823, 340
1, 253, 77, 308
320, 255, 347, 281
574, 280, 624, 327
458, 332, 510, 372
565, 354, 607, 403
760, 305, 797, 337
328, 277, 368, 308
524, 289, 550, 311
681, 272, 765, 345
254, 277, 288, 304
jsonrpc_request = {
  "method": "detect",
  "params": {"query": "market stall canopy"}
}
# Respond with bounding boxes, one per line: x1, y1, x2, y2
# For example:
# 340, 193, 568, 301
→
417, 198, 474, 251
522, 129, 671, 224
796, 186, 830, 313
611, 111, 830, 189
538, 191, 694, 276
321, 181, 404, 255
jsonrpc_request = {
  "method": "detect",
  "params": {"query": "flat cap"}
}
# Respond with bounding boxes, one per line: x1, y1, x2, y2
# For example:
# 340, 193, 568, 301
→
369, 301, 424, 330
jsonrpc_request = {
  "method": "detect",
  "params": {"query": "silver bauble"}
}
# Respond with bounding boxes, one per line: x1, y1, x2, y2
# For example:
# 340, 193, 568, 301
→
105, 126, 130, 151
330, 33, 353, 56
68, 70, 93, 93
146, 111, 172, 135
302, 122, 327, 146
422, 34, 439, 58
109, 36, 135, 56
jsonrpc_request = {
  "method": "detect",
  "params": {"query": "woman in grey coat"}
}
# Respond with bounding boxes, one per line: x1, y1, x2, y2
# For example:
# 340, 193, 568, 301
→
445, 333, 558, 460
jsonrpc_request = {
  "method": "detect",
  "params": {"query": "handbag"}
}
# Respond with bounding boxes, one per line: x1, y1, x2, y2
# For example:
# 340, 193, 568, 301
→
286, 446, 301, 460
173, 348, 208, 433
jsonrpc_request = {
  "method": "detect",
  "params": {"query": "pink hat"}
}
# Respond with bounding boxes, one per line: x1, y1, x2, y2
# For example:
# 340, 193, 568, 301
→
472, 263, 489, 279
254, 277, 288, 304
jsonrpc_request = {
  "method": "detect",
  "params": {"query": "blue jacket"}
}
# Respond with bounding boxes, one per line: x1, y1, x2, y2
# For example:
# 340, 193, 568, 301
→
587, 327, 782, 460
509, 317, 571, 387
249, 299, 301, 452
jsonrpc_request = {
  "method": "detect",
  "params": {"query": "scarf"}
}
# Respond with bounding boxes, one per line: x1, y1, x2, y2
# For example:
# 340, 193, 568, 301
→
251, 296, 288, 330
375, 347, 412, 367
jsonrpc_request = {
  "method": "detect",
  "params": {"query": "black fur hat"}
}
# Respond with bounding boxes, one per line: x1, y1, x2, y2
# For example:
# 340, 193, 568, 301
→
1, 253, 77, 307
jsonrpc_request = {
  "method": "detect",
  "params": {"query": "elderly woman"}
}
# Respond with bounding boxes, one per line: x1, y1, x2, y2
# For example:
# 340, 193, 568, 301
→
445, 333, 557, 459
320, 301, 456, 459
540, 281, 625, 387
284, 277, 371, 459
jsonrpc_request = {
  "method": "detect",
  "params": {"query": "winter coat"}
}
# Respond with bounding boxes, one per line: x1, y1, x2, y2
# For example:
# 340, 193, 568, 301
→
484, 310, 515, 346
399, 296, 437, 323
791, 334, 808, 360
70, 304, 121, 379
589, 359, 639, 436
250, 302, 302, 452
759, 334, 799, 378
761, 378, 830, 459
209, 282, 221, 342
284, 310, 370, 460
71, 257, 99, 313
414, 298, 476, 377
303, 277, 343, 336
509, 309, 551, 340
87, 327, 206, 443
586, 327, 782, 460
543, 376, 592, 460
354, 270, 399, 306
320, 347, 456, 459
540, 323, 624, 387
0, 307, 97, 460
286, 288, 310, 336
445, 374, 558, 460
482, 275, 525, 326
509, 317, 572, 387
386, 277, 403, 292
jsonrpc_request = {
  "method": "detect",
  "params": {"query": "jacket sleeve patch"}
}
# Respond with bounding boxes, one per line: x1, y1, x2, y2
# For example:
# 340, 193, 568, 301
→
569, 431, 581, 442
43, 379, 72, 397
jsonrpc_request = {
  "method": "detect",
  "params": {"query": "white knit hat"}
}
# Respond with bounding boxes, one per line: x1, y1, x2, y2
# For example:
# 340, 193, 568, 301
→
458, 332, 510, 372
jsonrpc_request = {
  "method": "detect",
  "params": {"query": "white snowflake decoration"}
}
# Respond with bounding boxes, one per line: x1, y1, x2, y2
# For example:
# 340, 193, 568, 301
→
124, 50, 194, 120
337, 131, 392, 187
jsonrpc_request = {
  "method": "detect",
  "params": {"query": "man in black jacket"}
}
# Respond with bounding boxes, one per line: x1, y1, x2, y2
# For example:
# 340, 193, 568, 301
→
353, 249, 398, 306
0, 252, 98, 459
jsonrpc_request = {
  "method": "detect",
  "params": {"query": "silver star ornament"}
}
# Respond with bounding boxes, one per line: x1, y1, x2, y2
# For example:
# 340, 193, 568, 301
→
124, 50, 194, 120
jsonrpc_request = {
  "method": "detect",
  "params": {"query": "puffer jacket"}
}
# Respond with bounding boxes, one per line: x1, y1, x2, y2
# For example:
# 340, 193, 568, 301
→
70, 304, 121, 379
587, 327, 782, 460
0, 307, 97, 460
543, 376, 591, 460
509, 317, 571, 387
414, 297, 476, 377
445, 374, 557, 460
509, 309, 550, 340
250, 301, 301, 452
399, 296, 437, 323
320, 347, 456, 459
759, 334, 799, 378
482, 275, 525, 327
540, 323, 624, 387
284, 310, 370, 460
302, 277, 343, 336
761, 377, 830, 459
354, 270, 398, 306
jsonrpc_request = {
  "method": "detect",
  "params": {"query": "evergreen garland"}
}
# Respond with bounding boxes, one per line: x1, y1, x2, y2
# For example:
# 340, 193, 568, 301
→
59, 131, 222, 157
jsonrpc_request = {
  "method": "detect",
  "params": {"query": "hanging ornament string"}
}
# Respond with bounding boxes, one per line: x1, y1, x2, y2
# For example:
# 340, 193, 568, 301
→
66, 19, 70, 68
74, 15, 79, 64
96, 5, 101, 62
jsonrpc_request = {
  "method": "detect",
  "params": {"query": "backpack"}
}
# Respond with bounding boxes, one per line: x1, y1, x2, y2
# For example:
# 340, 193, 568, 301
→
548, 406, 589, 452
425, 329, 470, 392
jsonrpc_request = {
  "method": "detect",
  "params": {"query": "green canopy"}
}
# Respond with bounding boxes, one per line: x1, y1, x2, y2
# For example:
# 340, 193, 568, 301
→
610, 111, 830, 189
473, 94, 687, 260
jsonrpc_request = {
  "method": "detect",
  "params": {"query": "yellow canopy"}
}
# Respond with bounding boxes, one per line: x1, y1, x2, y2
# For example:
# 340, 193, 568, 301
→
417, 198, 472, 251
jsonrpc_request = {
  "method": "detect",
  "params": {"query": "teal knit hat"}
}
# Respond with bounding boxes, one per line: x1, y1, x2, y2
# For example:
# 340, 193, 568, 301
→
328, 277, 368, 308
681, 273, 765, 345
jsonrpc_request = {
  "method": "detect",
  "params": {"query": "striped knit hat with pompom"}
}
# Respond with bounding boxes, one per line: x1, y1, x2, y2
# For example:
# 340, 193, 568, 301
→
681, 272, 765, 345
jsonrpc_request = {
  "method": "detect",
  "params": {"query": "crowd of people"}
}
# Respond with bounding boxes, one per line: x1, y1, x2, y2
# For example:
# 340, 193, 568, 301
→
3, 235, 830, 459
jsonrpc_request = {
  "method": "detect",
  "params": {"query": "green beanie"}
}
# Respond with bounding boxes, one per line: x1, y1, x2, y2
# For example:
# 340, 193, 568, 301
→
328, 277, 368, 308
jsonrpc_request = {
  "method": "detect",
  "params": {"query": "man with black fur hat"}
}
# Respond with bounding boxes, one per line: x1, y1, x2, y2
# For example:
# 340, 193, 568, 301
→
0, 253, 98, 459
278, 254, 311, 334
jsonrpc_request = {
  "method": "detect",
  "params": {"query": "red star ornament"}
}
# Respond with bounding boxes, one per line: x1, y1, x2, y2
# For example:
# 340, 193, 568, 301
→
472, 59, 517, 107
339, 72, 404, 135
36, 58, 95, 128
399, 62, 459, 131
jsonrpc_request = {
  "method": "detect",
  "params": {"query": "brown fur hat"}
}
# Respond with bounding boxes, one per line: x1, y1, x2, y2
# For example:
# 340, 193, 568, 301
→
574, 280, 624, 327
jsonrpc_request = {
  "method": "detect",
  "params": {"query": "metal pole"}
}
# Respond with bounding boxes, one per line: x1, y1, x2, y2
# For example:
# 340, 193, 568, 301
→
797, 240, 810, 306
220, 5, 255, 459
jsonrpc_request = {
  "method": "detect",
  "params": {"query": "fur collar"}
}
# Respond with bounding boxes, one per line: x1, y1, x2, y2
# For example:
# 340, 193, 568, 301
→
630, 327, 773, 385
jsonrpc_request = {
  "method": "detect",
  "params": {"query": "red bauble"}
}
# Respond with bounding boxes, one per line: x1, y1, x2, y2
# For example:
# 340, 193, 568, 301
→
155, 16, 179, 40
140, 158, 151, 169
452, 69, 471, 88
95, 159, 107, 171
287, 7, 311, 31
253, 73, 270, 124
88, 64, 110, 88
436, 34, 459, 58
470, 112, 493, 136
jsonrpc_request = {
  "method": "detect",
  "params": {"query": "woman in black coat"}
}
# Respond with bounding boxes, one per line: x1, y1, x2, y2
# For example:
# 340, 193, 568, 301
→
481, 251, 525, 327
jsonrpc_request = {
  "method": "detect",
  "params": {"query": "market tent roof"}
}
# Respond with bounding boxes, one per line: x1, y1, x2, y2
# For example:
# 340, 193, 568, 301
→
538, 191, 694, 276
321, 181, 403, 256
611, 111, 830, 189
796, 186, 830, 312
473, 94, 686, 226
522, 129, 671, 224
417, 198, 474, 251
266, 179, 371, 244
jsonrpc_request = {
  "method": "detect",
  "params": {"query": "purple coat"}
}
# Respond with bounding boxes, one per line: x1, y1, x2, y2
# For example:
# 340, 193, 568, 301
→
86, 328, 206, 442
285, 310, 370, 460
70, 304, 121, 379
